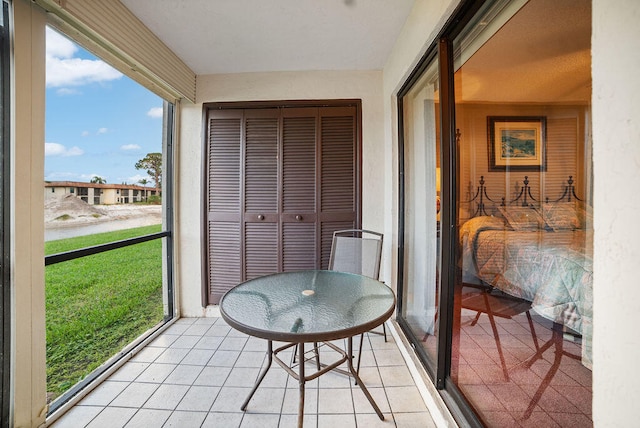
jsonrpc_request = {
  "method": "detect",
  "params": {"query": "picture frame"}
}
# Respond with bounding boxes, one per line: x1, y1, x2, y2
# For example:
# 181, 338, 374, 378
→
487, 116, 546, 171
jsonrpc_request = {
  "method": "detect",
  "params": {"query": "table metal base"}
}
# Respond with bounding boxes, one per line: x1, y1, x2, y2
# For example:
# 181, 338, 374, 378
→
240, 337, 384, 428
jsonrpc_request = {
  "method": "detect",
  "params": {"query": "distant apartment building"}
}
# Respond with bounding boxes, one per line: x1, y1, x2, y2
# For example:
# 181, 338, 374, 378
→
44, 181, 159, 205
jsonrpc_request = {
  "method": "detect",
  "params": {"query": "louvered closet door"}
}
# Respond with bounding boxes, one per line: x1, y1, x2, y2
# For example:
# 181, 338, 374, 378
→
281, 108, 318, 271
207, 110, 243, 303
244, 109, 280, 279
206, 104, 360, 304
319, 106, 358, 268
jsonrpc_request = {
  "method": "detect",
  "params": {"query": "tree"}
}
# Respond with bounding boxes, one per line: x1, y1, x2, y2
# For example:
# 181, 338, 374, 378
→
135, 152, 162, 189
138, 178, 149, 187
90, 176, 106, 184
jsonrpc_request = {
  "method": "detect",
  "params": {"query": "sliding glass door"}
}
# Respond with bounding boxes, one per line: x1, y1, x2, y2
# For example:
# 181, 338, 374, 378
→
398, 56, 442, 371
398, 1, 593, 426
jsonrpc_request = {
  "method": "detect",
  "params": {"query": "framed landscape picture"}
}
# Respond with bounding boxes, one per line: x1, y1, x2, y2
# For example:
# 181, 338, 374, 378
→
487, 116, 546, 171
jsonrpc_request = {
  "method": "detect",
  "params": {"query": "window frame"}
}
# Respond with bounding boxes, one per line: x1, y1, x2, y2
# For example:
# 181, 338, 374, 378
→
0, 1, 10, 425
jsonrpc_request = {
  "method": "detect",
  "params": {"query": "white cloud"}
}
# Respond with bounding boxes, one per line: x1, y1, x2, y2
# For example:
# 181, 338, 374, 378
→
45, 171, 77, 181
81, 131, 90, 137
56, 88, 80, 96
45, 171, 110, 182
46, 27, 123, 88
82, 173, 107, 182
147, 107, 163, 118
97, 127, 108, 135
46, 27, 77, 59
128, 174, 148, 184
45, 142, 84, 157
121, 144, 141, 151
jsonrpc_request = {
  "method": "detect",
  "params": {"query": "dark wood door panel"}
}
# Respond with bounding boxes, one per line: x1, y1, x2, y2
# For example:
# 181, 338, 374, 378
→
205, 102, 360, 305
208, 221, 241, 302
244, 222, 279, 280
282, 222, 317, 271
320, 112, 356, 213
208, 115, 242, 213
280, 213, 317, 223
283, 114, 317, 213
245, 115, 279, 213
244, 212, 279, 223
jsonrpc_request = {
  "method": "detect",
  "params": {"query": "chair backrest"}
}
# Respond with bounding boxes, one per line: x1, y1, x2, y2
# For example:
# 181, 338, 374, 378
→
328, 229, 383, 280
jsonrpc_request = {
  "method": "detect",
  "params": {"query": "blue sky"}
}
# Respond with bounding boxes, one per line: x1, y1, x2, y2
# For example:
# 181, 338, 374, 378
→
45, 27, 163, 185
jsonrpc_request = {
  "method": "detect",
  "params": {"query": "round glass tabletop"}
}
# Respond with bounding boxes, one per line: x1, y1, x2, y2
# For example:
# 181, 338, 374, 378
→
220, 270, 395, 342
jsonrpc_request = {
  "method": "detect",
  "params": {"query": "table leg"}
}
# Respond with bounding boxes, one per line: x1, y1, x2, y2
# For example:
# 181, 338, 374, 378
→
298, 342, 306, 428
347, 336, 384, 420
241, 340, 273, 411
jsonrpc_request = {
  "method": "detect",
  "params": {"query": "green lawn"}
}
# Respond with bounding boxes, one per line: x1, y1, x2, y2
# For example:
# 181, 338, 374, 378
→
45, 225, 165, 399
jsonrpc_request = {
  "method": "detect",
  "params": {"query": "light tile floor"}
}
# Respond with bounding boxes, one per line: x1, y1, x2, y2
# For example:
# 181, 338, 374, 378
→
49, 317, 436, 428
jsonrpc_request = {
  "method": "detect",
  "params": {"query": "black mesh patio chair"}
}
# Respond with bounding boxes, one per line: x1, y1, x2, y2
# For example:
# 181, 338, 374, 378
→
328, 229, 385, 374
293, 229, 386, 377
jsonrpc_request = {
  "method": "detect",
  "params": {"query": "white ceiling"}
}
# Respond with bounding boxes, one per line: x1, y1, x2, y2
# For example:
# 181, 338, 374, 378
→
458, 0, 591, 103
121, 0, 590, 104
121, 0, 416, 75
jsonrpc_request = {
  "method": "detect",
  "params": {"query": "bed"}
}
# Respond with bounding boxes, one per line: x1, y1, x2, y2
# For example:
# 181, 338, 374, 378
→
460, 176, 593, 366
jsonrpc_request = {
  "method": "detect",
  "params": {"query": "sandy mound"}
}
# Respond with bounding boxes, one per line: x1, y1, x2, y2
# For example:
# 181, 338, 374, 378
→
45, 195, 107, 222
45, 195, 161, 228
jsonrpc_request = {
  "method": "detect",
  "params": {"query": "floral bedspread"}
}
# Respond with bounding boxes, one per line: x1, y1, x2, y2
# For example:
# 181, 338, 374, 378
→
460, 216, 593, 366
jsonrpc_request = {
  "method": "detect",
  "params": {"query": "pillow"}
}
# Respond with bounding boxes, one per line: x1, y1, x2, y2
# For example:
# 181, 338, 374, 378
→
541, 203, 581, 231
498, 206, 544, 230
460, 215, 506, 237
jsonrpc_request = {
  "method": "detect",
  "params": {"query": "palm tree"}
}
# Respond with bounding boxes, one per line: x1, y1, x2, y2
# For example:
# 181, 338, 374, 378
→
138, 178, 149, 187
90, 176, 106, 184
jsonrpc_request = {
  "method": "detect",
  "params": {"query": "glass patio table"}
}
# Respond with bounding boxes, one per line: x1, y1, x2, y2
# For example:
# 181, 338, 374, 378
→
219, 269, 396, 428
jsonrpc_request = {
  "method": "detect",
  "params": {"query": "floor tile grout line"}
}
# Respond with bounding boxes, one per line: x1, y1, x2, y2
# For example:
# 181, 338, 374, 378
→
159, 325, 237, 428
368, 333, 399, 427
53, 317, 434, 428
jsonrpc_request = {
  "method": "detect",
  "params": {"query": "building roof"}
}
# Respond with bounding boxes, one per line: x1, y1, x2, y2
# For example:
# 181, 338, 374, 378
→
44, 181, 158, 191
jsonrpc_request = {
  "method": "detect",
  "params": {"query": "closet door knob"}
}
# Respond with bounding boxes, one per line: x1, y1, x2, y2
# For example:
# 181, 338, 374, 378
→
257, 214, 265, 220
295, 215, 303, 221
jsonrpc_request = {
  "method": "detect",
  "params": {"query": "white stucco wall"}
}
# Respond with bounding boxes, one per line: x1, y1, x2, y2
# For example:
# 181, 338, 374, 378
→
592, 0, 640, 425
178, 70, 385, 316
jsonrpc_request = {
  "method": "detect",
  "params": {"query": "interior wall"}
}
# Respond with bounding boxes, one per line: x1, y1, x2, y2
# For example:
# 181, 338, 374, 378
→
592, 0, 640, 425
178, 70, 385, 316
456, 103, 587, 220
